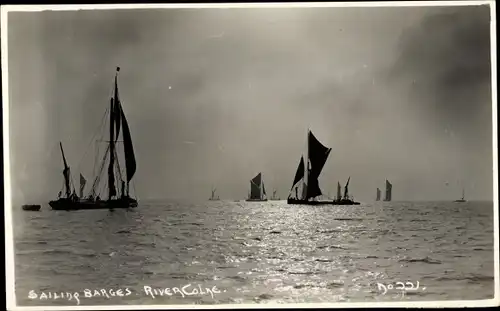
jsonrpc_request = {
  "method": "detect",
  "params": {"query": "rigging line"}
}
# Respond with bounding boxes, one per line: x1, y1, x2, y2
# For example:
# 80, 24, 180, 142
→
97, 170, 108, 198
66, 168, 75, 195
132, 180, 137, 199
92, 111, 110, 179
92, 148, 109, 195
90, 145, 110, 197
93, 140, 99, 180
109, 72, 117, 99
98, 178, 107, 198
76, 107, 110, 173
59, 181, 64, 196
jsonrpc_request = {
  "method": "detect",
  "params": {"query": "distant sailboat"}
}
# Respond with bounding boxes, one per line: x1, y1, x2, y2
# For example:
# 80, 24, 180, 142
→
454, 187, 466, 203
49, 67, 138, 210
287, 130, 360, 205
246, 172, 268, 202
209, 187, 220, 201
376, 188, 381, 201
270, 189, 280, 200
383, 180, 392, 202
341, 176, 358, 203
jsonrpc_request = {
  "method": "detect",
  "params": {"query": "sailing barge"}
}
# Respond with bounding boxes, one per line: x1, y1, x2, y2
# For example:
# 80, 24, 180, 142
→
270, 189, 280, 200
376, 187, 381, 201
287, 130, 360, 206
454, 188, 466, 203
246, 172, 268, 202
49, 67, 138, 211
383, 179, 392, 202
209, 187, 220, 201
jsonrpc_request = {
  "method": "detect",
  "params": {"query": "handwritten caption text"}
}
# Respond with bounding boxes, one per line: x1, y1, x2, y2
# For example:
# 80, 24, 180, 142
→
28, 284, 225, 305
377, 280, 426, 298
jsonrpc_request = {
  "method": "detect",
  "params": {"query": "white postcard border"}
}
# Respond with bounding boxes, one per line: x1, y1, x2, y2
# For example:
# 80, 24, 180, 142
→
2, 1, 498, 309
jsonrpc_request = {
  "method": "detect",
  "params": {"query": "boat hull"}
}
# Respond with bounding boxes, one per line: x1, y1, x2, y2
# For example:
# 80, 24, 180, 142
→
454, 199, 467, 203
22, 205, 41, 211
49, 197, 138, 211
245, 199, 268, 202
287, 198, 360, 205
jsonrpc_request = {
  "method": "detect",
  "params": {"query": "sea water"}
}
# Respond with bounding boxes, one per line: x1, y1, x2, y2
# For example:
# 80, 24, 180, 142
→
12, 200, 495, 305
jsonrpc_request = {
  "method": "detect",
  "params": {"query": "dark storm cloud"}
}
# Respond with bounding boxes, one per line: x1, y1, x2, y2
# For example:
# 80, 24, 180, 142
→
388, 5, 492, 141
383, 5, 493, 196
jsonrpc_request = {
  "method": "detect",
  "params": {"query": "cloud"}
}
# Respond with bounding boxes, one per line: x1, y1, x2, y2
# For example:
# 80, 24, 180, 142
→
7, 6, 494, 203
387, 5, 492, 144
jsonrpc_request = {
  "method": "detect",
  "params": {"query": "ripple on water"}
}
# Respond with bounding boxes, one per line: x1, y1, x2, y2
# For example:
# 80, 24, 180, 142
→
13, 200, 495, 305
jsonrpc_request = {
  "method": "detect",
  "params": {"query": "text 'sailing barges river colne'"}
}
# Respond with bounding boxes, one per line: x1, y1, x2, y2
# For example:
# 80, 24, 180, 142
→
14, 200, 494, 305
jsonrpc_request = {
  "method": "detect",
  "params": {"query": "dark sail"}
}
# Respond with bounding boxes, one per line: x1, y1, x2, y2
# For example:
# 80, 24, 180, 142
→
250, 173, 262, 199
108, 97, 117, 199
59, 142, 71, 198
120, 105, 136, 183
306, 131, 332, 199
376, 188, 381, 201
384, 180, 392, 201
290, 156, 305, 191
343, 176, 350, 199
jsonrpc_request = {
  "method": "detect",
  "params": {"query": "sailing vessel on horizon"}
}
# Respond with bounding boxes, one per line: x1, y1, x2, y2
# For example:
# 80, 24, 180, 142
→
454, 187, 467, 203
383, 179, 392, 202
49, 67, 138, 211
270, 189, 280, 200
209, 187, 220, 201
287, 130, 360, 206
246, 172, 268, 202
376, 187, 381, 201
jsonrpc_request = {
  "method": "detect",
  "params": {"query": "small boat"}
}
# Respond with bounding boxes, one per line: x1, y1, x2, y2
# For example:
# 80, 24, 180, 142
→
376, 187, 381, 201
287, 130, 360, 206
49, 67, 138, 211
270, 189, 280, 200
383, 179, 392, 201
209, 187, 220, 201
22, 204, 41, 211
454, 188, 467, 203
246, 172, 268, 202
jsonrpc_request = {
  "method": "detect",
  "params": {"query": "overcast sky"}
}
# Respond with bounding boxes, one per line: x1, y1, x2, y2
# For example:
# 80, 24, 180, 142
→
7, 4, 493, 204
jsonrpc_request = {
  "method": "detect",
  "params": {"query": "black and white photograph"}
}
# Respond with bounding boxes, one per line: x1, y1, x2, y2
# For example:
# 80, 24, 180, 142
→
2, 1, 498, 309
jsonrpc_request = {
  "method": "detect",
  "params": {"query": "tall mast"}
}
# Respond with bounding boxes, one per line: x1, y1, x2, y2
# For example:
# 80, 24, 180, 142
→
107, 67, 120, 200
343, 176, 350, 199
304, 128, 309, 200
59, 142, 71, 198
